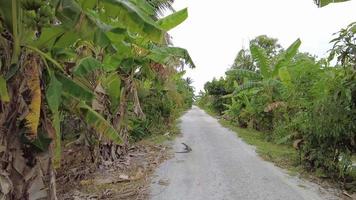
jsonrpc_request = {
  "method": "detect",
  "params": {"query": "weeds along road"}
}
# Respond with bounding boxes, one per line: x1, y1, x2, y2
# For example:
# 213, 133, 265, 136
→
149, 106, 339, 200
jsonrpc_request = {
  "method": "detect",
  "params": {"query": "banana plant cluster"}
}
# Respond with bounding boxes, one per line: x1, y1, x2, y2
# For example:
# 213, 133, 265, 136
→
198, 27, 355, 181
231, 39, 301, 96
0, 0, 194, 198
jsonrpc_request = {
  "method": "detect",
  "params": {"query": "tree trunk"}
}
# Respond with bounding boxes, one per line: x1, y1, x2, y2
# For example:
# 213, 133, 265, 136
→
0, 55, 56, 199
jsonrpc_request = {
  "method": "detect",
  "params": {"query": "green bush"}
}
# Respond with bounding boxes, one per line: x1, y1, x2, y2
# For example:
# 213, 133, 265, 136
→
197, 29, 356, 183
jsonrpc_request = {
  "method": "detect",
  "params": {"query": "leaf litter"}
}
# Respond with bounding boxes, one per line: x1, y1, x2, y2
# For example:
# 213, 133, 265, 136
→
57, 141, 172, 200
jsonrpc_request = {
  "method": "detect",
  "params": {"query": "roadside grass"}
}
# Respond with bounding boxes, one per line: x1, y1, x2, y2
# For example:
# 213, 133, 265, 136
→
198, 105, 356, 193
144, 119, 182, 145
219, 119, 300, 173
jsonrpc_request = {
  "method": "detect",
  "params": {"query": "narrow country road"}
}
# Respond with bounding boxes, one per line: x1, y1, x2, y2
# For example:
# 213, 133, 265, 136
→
149, 106, 339, 200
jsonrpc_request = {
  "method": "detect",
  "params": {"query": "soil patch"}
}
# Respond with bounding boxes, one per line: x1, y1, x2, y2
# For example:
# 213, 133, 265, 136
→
57, 141, 171, 200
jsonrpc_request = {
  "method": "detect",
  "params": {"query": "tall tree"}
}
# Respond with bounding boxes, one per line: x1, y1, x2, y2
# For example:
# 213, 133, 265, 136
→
249, 35, 282, 59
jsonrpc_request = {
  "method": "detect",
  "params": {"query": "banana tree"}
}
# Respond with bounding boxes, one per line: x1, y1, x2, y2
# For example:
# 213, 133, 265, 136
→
232, 38, 302, 99
0, 0, 192, 199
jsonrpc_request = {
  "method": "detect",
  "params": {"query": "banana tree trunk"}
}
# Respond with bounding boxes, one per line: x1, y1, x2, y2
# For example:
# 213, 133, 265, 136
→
0, 55, 56, 199
0, 133, 54, 200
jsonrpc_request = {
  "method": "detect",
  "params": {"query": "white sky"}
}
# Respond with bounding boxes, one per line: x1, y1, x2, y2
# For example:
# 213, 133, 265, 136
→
168, 0, 356, 93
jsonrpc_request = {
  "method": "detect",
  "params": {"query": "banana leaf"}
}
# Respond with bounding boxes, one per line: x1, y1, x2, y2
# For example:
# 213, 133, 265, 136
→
157, 8, 188, 31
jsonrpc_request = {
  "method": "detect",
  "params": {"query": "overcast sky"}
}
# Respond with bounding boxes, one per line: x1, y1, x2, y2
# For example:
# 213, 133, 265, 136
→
168, 0, 356, 93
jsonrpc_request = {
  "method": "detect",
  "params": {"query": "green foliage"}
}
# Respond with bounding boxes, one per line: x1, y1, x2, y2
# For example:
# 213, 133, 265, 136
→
250, 35, 282, 58
197, 30, 356, 184
79, 102, 123, 144
148, 46, 196, 68
220, 120, 298, 169
202, 78, 231, 114
157, 8, 188, 31
46, 70, 62, 166
314, 0, 350, 7
136, 69, 194, 140
0, 75, 9, 102
250, 44, 270, 77
56, 73, 95, 103
329, 22, 356, 67
73, 57, 102, 77
231, 49, 254, 71
0, 0, 195, 197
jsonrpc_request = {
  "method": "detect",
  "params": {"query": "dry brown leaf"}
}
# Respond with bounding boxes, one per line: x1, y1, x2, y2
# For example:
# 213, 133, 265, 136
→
264, 101, 287, 112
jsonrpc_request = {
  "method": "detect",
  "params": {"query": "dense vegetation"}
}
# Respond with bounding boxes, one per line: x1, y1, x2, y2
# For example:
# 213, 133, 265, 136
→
197, 24, 355, 186
0, 0, 194, 199
0, 0, 353, 199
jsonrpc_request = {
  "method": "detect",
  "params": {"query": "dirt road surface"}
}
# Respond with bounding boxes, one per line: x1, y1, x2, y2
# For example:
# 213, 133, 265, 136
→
150, 106, 340, 200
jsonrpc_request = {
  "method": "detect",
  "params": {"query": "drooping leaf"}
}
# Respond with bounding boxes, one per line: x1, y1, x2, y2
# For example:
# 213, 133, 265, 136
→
0, 75, 10, 102
46, 70, 62, 167
101, 0, 164, 43
79, 102, 123, 144
56, 0, 83, 28
29, 27, 65, 49
26, 45, 66, 73
148, 46, 196, 68
25, 58, 41, 140
53, 31, 79, 49
46, 71, 62, 113
157, 8, 188, 31
56, 73, 94, 103
52, 112, 61, 168
73, 57, 102, 77
106, 27, 128, 43
55, 0, 95, 40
